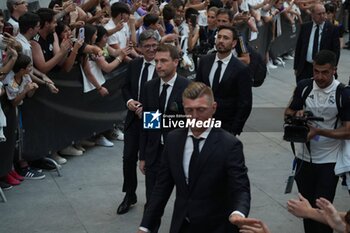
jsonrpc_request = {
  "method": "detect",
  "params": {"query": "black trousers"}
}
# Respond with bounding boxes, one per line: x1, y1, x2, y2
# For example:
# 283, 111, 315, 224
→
145, 144, 164, 202
144, 143, 164, 233
122, 120, 141, 195
0, 96, 16, 177
295, 159, 339, 233
179, 220, 191, 233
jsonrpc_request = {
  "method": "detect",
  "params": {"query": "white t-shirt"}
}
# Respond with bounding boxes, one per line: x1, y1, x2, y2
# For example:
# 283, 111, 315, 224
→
284, 1, 300, 21
3, 71, 32, 105
248, 0, 264, 7
198, 10, 207, 27
16, 33, 32, 59
240, 0, 250, 12
296, 79, 343, 163
7, 17, 19, 36
81, 58, 106, 93
110, 0, 120, 5
105, 19, 130, 49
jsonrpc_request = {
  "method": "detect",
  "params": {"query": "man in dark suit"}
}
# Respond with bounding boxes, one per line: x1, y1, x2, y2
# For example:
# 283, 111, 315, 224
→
117, 30, 159, 215
137, 82, 251, 233
138, 44, 191, 232
196, 25, 252, 136
294, 3, 340, 83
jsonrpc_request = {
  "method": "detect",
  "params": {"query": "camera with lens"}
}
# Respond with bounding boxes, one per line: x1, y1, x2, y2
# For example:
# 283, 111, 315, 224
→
283, 111, 324, 143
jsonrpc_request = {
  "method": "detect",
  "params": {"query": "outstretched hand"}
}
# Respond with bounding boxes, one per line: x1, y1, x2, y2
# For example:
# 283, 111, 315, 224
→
287, 193, 312, 218
233, 217, 271, 233
316, 198, 346, 233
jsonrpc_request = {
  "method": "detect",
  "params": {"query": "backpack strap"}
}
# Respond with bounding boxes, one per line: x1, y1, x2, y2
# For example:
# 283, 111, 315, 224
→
334, 82, 346, 129
294, 79, 313, 162
181, 36, 187, 50
301, 79, 313, 107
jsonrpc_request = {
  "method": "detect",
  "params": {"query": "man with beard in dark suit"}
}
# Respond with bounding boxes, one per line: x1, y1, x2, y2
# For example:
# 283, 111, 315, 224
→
137, 82, 251, 233
196, 25, 252, 136
138, 44, 191, 233
117, 30, 159, 215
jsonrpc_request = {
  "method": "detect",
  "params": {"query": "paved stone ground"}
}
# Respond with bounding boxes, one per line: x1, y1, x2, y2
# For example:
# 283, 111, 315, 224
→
1, 48, 350, 233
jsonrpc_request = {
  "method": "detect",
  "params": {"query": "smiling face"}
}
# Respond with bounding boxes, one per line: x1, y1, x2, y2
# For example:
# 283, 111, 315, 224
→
60, 25, 72, 41
140, 37, 158, 62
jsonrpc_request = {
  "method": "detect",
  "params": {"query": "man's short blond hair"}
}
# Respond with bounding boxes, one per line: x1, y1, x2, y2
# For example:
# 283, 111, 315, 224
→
182, 82, 214, 103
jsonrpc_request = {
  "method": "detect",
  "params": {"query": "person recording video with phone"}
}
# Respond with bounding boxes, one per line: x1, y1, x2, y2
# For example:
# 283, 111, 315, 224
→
284, 50, 350, 233
31, 8, 72, 74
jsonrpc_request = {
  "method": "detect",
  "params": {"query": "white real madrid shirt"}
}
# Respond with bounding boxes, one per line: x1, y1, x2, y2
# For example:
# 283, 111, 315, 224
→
296, 79, 343, 163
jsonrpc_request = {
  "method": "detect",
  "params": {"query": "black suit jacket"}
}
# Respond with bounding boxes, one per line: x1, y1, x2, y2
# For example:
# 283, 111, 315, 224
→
122, 57, 157, 131
196, 53, 252, 135
139, 75, 191, 167
140, 128, 251, 233
294, 20, 340, 76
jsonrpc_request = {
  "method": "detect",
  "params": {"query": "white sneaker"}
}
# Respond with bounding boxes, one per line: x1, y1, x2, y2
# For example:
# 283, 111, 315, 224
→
267, 62, 277, 69
50, 152, 67, 165
274, 57, 285, 67
59, 145, 83, 156
96, 136, 114, 147
283, 55, 294, 60
110, 128, 124, 141
115, 128, 124, 141
74, 144, 86, 152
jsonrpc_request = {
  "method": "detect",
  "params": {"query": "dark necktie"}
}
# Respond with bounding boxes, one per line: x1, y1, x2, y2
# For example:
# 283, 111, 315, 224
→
312, 25, 319, 59
139, 62, 151, 99
212, 60, 223, 92
189, 136, 204, 184
159, 83, 170, 113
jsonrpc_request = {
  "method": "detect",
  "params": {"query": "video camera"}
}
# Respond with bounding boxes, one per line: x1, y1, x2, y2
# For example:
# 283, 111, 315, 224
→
283, 111, 324, 143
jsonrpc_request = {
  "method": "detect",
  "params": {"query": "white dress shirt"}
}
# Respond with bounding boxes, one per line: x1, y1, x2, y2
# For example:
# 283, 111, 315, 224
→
208, 53, 232, 87
126, 59, 156, 106
183, 127, 211, 184
306, 22, 325, 63
137, 59, 156, 100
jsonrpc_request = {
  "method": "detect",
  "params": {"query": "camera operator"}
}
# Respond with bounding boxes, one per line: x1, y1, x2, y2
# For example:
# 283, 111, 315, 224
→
284, 50, 350, 233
